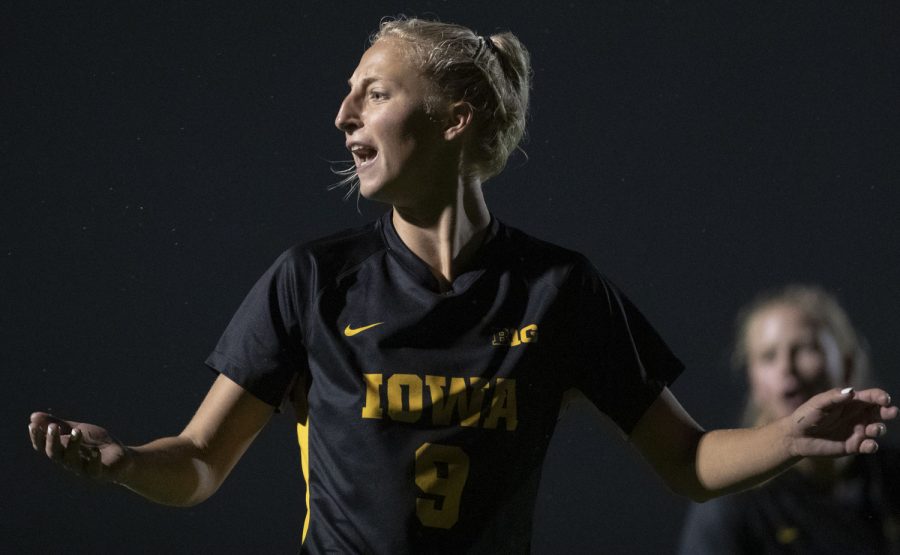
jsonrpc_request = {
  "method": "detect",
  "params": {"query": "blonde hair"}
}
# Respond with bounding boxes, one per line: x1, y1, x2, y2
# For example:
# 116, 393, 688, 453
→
372, 17, 531, 180
734, 285, 871, 426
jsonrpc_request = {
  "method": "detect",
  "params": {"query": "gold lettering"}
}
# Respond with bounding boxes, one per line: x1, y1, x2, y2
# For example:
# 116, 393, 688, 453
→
484, 378, 518, 431
387, 374, 423, 423
415, 443, 470, 529
366, 373, 518, 432
427, 376, 466, 426
510, 328, 521, 346
460, 378, 488, 427
361, 373, 383, 419
426, 376, 489, 427
426, 375, 455, 426
520, 324, 538, 343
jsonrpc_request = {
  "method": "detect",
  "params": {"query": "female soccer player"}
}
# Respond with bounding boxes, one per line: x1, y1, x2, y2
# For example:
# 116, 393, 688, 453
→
28, 18, 896, 553
679, 285, 900, 554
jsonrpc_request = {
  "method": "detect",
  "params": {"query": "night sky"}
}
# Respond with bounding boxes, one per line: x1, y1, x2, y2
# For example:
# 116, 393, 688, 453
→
5, 1, 900, 553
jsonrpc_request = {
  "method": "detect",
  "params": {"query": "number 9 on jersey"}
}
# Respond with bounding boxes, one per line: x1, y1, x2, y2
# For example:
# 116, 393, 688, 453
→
415, 443, 471, 529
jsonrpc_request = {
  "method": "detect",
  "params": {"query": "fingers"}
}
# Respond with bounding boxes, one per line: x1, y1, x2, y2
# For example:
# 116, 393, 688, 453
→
30, 411, 50, 424
46, 423, 64, 460
859, 438, 879, 455
851, 388, 894, 407
36, 423, 93, 473
812, 387, 896, 414
29, 413, 112, 482
67, 428, 104, 477
795, 388, 853, 418
852, 416, 890, 456
30, 412, 74, 432
806, 387, 856, 411
84, 447, 104, 479
28, 422, 43, 451
28, 412, 81, 456
865, 422, 888, 439
63, 428, 84, 470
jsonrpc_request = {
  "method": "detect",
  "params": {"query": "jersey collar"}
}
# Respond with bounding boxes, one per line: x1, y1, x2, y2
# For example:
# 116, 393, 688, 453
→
379, 210, 503, 295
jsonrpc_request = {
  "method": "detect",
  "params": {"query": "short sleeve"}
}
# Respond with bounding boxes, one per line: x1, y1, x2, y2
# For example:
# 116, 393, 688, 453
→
560, 258, 684, 434
205, 250, 309, 409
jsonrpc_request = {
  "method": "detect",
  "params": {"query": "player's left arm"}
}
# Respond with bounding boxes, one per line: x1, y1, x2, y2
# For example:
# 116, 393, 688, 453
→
629, 387, 897, 502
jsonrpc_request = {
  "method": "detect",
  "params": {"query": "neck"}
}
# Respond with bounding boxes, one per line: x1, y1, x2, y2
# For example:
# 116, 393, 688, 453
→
392, 176, 490, 290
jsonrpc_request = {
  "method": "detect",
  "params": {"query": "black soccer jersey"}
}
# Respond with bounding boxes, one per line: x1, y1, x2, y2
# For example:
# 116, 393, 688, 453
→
206, 211, 683, 554
678, 449, 900, 554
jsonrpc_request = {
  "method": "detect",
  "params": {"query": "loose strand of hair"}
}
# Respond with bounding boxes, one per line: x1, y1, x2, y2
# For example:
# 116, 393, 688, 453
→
328, 160, 361, 201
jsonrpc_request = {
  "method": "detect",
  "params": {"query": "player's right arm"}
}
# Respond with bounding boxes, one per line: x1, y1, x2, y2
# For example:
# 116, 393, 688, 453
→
28, 373, 273, 506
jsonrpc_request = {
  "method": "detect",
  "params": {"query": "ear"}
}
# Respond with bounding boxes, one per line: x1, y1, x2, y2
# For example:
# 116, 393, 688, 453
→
443, 101, 475, 141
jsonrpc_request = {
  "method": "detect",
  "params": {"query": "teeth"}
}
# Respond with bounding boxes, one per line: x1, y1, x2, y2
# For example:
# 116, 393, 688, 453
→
350, 145, 376, 164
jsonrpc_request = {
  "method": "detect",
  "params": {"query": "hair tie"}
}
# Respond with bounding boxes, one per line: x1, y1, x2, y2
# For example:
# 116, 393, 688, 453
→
474, 35, 498, 59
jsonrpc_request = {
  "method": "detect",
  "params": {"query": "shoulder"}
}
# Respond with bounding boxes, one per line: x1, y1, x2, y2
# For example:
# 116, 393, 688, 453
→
267, 219, 385, 292
497, 220, 600, 289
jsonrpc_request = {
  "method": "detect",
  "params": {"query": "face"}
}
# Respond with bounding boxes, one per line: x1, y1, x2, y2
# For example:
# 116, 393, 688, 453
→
334, 39, 452, 204
745, 304, 845, 421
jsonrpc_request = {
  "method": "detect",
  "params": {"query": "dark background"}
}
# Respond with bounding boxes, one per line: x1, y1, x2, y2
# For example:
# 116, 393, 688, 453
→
5, 1, 899, 553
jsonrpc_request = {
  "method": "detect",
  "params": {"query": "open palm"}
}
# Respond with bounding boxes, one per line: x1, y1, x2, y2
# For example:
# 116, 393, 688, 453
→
29, 412, 129, 482
788, 388, 897, 457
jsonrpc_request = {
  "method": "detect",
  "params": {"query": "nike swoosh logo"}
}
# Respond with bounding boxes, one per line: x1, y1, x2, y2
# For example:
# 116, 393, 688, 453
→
344, 322, 384, 337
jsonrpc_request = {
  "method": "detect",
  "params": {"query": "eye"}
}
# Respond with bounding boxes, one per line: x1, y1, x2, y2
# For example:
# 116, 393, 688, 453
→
758, 349, 776, 364
795, 342, 822, 357
369, 90, 388, 101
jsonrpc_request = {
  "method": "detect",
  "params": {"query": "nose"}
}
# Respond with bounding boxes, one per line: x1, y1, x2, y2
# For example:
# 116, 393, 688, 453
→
335, 94, 361, 133
774, 350, 799, 377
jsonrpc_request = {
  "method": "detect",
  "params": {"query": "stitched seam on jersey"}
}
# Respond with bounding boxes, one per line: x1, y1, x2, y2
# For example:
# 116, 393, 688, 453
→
208, 350, 253, 377
304, 246, 388, 349
276, 260, 308, 376
384, 245, 431, 290
555, 255, 617, 402
511, 231, 575, 295
294, 222, 384, 348
209, 351, 275, 382
555, 257, 579, 294
207, 350, 292, 408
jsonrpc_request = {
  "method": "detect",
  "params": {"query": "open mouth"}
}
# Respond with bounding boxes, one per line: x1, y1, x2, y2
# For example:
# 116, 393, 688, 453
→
782, 388, 807, 410
350, 144, 378, 169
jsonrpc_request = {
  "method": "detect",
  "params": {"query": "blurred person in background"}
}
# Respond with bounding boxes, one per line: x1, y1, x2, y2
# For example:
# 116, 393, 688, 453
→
679, 285, 900, 554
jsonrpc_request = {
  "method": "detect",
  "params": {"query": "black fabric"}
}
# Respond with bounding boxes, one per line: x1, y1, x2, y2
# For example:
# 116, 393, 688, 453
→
678, 449, 900, 555
206, 211, 684, 554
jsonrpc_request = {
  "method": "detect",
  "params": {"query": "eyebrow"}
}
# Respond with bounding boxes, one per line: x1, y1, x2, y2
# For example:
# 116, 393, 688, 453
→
347, 75, 401, 90
347, 76, 377, 88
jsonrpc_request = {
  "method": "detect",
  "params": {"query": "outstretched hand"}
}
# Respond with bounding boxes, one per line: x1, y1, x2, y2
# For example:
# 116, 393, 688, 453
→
787, 388, 898, 458
28, 412, 130, 482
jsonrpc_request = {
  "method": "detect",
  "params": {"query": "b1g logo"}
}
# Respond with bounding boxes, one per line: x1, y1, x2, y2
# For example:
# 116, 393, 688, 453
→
491, 324, 538, 347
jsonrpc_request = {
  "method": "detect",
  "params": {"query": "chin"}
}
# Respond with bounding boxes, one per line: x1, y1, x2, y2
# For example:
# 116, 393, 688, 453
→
358, 175, 409, 205
358, 184, 391, 203
356, 176, 383, 199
